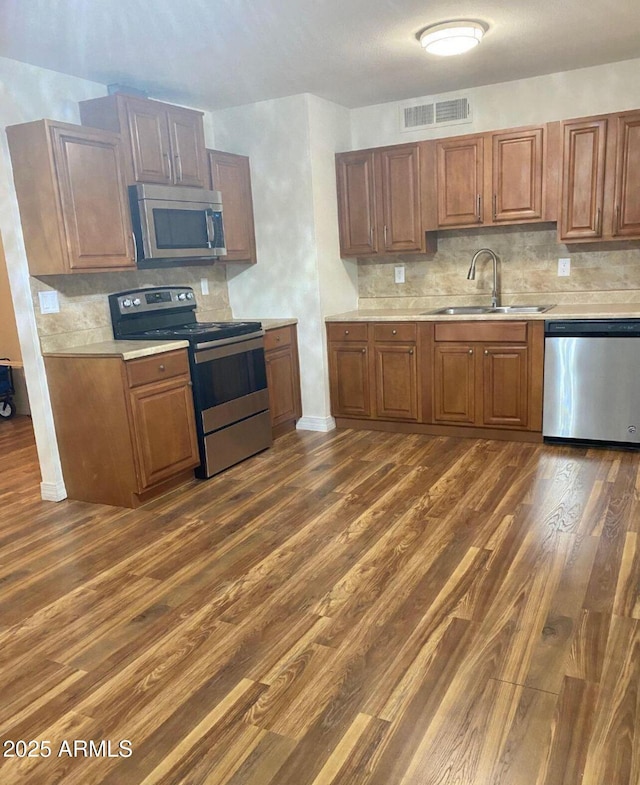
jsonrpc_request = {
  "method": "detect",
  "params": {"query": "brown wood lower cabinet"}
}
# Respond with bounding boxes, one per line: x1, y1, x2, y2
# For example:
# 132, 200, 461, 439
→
45, 349, 199, 508
264, 325, 302, 438
328, 319, 544, 440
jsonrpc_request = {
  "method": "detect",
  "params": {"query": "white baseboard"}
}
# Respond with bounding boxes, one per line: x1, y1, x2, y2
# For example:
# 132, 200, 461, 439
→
40, 480, 67, 502
296, 416, 336, 432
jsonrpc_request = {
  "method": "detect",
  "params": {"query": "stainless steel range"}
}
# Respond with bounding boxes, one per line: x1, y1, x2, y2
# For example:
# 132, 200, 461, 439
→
109, 286, 272, 478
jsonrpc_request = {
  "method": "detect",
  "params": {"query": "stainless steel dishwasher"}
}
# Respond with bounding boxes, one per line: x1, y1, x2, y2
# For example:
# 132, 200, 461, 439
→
543, 319, 640, 447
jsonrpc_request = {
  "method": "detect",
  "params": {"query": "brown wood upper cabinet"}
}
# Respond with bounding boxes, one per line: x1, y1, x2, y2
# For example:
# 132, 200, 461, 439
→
436, 135, 485, 227
7, 119, 135, 275
559, 110, 640, 242
435, 125, 558, 229
207, 150, 257, 263
79, 94, 207, 188
336, 144, 427, 256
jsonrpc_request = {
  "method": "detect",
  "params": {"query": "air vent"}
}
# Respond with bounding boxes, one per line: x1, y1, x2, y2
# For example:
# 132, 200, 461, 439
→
404, 103, 434, 129
400, 95, 472, 132
435, 98, 470, 123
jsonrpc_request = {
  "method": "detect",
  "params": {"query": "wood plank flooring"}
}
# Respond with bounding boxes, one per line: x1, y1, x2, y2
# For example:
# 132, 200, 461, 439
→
1, 415, 639, 784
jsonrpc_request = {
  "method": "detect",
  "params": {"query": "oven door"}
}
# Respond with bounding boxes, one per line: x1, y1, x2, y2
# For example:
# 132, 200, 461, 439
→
192, 334, 269, 434
132, 188, 226, 262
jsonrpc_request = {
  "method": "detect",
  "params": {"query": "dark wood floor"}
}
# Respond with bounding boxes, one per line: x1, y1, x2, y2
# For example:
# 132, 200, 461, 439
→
1, 416, 639, 785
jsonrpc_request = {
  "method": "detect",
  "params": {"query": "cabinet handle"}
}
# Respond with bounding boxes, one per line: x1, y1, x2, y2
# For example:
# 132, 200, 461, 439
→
345, 329, 349, 335
159, 364, 166, 371
174, 153, 183, 183
492, 194, 497, 221
476, 194, 482, 223
614, 205, 621, 235
383, 224, 388, 247
469, 349, 473, 355
392, 329, 397, 335
361, 348, 366, 354
409, 349, 414, 355
163, 152, 172, 179
188, 381, 193, 387
369, 226, 373, 248
596, 207, 603, 236
276, 336, 281, 342
484, 350, 489, 355
130, 231, 138, 262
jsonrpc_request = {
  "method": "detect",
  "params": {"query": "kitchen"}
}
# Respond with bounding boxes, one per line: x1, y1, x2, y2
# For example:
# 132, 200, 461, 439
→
1, 2, 640, 783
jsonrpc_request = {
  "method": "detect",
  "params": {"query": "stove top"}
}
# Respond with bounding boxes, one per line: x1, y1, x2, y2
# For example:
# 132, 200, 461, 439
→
109, 286, 262, 347
135, 320, 262, 343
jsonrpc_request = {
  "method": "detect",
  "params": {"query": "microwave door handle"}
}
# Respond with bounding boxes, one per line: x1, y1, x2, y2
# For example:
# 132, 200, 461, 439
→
205, 209, 215, 248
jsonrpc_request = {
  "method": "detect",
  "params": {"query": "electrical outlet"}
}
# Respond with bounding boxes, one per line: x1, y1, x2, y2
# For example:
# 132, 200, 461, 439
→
38, 290, 60, 314
558, 258, 571, 277
200, 278, 209, 295
394, 265, 405, 284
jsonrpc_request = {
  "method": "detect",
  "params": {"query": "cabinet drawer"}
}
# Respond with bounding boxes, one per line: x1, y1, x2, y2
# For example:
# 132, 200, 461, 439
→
327, 323, 369, 342
264, 325, 293, 352
373, 322, 417, 343
434, 321, 528, 343
126, 350, 190, 388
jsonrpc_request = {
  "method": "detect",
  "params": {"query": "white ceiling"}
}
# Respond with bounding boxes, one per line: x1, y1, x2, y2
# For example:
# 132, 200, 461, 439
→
0, 0, 639, 110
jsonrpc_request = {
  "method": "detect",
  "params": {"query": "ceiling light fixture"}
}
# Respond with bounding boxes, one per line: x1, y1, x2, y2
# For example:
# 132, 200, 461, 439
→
419, 21, 486, 57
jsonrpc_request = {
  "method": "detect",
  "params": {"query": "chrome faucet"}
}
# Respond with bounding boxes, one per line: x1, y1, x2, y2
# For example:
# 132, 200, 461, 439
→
467, 248, 500, 308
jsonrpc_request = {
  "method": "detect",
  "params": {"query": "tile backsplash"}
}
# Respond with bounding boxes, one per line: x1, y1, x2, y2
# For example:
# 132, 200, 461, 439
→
358, 225, 640, 310
32, 265, 231, 352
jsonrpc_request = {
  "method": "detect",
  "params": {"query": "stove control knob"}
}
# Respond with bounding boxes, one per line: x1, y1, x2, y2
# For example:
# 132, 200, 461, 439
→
186, 292, 194, 300
122, 298, 132, 308
178, 293, 187, 301
132, 298, 141, 307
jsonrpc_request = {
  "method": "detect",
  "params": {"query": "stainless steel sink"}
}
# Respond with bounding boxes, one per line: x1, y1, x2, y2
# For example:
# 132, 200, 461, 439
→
426, 304, 554, 315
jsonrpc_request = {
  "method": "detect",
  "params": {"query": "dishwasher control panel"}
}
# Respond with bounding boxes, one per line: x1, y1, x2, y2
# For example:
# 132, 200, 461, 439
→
545, 319, 640, 337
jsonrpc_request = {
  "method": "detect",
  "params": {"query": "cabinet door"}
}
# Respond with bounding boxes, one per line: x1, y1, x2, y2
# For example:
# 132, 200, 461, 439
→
266, 346, 300, 428
613, 113, 640, 238
208, 150, 257, 262
336, 151, 377, 256
492, 128, 543, 222
559, 119, 607, 240
482, 345, 528, 428
50, 125, 134, 271
168, 107, 207, 188
433, 344, 476, 424
436, 137, 484, 226
328, 343, 371, 418
373, 343, 418, 421
124, 97, 173, 185
129, 378, 199, 490
379, 145, 423, 252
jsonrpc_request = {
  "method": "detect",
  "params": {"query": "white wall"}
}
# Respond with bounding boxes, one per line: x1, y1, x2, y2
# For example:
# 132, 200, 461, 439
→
213, 93, 357, 428
350, 57, 640, 149
0, 56, 107, 500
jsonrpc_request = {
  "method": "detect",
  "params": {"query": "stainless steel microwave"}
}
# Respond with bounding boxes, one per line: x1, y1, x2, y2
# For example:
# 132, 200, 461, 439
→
129, 183, 227, 268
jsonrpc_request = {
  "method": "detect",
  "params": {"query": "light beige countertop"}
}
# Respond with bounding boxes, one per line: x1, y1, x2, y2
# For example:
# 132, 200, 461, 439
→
326, 303, 640, 322
42, 339, 190, 360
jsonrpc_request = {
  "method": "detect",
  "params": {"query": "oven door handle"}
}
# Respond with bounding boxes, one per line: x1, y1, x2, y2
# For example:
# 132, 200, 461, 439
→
205, 209, 216, 248
194, 334, 265, 363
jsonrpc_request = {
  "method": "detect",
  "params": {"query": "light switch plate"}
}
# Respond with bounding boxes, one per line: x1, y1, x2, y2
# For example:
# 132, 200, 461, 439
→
558, 258, 571, 277
38, 290, 60, 314
394, 265, 405, 284
200, 278, 209, 295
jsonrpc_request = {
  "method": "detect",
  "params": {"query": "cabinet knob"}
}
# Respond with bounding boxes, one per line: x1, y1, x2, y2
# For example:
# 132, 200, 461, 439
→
159, 364, 166, 371
484, 350, 489, 355
469, 349, 473, 355
361, 348, 366, 354
345, 330, 349, 335
276, 336, 281, 342
392, 329, 397, 335
409, 349, 414, 355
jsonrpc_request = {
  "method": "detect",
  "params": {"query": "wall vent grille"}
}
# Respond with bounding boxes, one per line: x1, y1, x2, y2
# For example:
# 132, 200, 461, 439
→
400, 96, 472, 132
